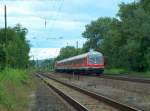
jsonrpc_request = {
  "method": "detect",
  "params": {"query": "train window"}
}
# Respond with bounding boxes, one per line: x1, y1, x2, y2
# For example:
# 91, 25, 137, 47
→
64, 58, 85, 66
88, 54, 102, 64
80, 58, 84, 64
76, 58, 84, 64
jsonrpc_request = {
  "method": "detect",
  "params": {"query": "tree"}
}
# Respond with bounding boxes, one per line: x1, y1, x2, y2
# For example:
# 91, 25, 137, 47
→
82, 17, 116, 51
56, 46, 82, 61
117, 2, 150, 71
140, 0, 150, 12
82, 0, 150, 71
0, 45, 6, 69
0, 24, 30, 69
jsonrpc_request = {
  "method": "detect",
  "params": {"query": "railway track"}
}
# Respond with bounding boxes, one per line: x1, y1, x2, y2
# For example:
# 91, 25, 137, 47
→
32, 77, 75, 111
100, 75, 150, 84
54, 72, 150, 84
37, 73, 140, 111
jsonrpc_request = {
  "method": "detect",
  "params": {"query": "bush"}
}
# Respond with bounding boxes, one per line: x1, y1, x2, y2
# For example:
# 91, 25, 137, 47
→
0, 68, 29, 111
104, 68, 128, 75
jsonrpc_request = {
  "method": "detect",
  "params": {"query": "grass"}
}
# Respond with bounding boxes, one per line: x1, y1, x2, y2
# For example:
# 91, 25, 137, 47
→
126, 71, 150, 78
0, 68, 30, 111
104, 68, 150, 78
36, 67, 54, 72
104, 68, 128, 75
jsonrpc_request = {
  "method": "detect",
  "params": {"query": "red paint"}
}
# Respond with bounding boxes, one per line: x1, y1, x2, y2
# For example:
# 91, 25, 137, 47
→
84, 56, 88, 66
87, 64, 104, 67
55, 55, 105, 69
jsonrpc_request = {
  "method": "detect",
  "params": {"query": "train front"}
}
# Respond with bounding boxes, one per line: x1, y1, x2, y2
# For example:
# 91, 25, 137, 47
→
86, 50, 104, 74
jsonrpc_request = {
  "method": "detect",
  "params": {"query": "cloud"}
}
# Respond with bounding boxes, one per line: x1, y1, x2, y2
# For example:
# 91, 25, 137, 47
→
8, 6, 31, 15
0, 12, 87, 30
29, 48, 60, 60
29, 39, 86, 59
28, 37, 86, 48
52, 20, 86, 31
0, 0, 134, 59
61, 38, 86, 48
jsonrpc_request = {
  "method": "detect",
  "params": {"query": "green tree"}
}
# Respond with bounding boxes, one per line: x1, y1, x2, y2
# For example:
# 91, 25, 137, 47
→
0, 45, 6, 69
56, 46, 82, 61
82, 17, 115, 52
0, 24, 30, 69
117, 2, 150, 71
82, 0, 150, 71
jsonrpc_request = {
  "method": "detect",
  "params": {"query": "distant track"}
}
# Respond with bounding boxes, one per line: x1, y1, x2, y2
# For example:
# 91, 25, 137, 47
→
37, 73, 141, 111
100, 75, 150, 84
53, 72, 150, 84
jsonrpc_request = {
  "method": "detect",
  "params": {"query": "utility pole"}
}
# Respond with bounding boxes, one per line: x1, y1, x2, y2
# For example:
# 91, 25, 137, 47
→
76, 41, 78, 55
4, 5, 7, 31
4, 5, 7, 67
134, 0, 136, 6
45, 19, 46, 28
37, 58, 38, 68
76, 41, 80, 80
32, 55, 35, 68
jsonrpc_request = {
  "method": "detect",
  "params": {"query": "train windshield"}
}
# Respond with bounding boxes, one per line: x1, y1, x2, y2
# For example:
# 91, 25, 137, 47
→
88, 53, 102, 64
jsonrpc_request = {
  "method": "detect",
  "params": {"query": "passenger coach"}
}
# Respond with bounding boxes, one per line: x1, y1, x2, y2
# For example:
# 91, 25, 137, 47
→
55, 50, 104, 75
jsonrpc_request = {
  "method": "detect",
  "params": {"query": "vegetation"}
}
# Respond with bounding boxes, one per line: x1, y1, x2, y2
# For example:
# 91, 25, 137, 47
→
0, 24, 30, 69
104, 68, 129, 75
56, 46, 83, 61
55, 0, 150, 74
0, 68, 30, 111
38, 59, 55, 72
105, 68, 150, 78
0, 24, 31, 110
82, 0, 150, 72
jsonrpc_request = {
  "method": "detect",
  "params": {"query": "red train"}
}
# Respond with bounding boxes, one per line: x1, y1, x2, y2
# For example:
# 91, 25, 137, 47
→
55, 50, 104, 75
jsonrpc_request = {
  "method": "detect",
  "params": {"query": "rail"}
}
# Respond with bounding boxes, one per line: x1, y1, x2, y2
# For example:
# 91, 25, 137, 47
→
100, 75, 150, 84
38, 73, 141, 111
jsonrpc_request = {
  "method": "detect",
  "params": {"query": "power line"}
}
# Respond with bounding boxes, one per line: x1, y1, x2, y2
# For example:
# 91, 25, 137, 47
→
49, 0, 64, 33
45, 0, 58, 29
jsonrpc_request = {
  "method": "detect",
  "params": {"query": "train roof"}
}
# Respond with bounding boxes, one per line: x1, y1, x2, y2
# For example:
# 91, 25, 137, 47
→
57, 50, 103, 63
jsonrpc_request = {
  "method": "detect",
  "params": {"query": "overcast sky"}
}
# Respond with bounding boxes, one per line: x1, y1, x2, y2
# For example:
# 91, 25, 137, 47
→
0, 0, 134, 60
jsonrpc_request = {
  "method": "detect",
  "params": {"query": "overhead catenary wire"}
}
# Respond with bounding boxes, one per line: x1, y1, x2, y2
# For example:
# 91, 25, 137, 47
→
49, 0, 64, 33
30, 0, 63, 42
